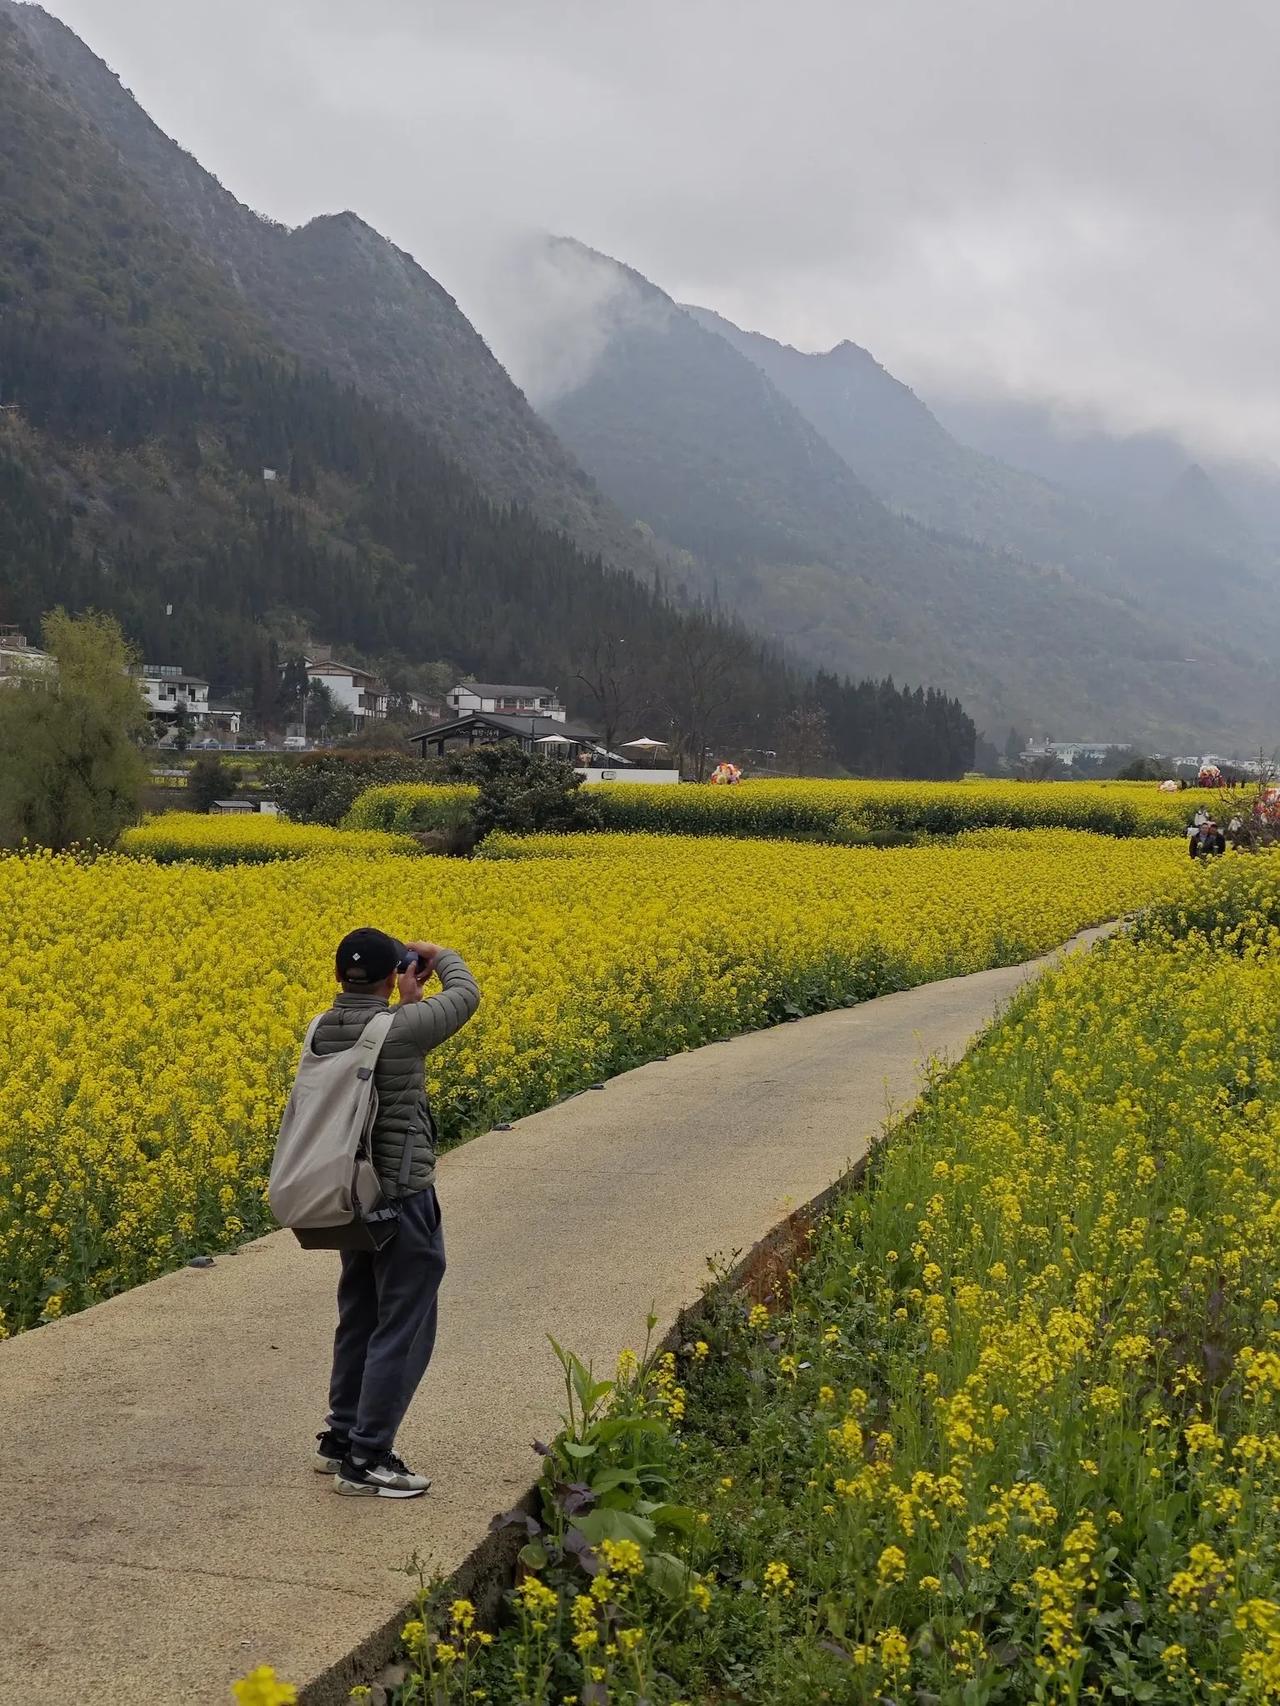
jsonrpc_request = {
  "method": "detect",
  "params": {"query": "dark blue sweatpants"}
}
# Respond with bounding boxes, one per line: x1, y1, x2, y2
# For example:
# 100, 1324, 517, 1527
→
326, 1186, 446, 1457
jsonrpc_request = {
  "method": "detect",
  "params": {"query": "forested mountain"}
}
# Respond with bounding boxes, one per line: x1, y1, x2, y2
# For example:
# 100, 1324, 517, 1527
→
0, 12, 718, 714
3, 0, 662, 586
685, 305, 1280, 675
0, 11, 974, 777
9, 2, 1272, 755
532, 240, 1269, 747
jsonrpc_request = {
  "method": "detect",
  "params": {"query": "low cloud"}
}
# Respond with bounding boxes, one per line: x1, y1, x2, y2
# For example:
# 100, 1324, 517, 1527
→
38, 0, 1280, 464
469, 237, 674, 408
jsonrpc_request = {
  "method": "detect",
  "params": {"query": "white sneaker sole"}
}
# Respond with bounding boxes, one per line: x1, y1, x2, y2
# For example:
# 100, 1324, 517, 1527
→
333, 1475, 429, 1499
314, 1454, 344, 1474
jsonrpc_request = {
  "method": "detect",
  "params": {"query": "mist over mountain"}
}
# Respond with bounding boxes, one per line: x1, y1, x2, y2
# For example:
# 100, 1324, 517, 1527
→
511, 238, 1270, 747
3, 0, 665, 587
684, 305, 1278, 656
931, 389, 1280, 555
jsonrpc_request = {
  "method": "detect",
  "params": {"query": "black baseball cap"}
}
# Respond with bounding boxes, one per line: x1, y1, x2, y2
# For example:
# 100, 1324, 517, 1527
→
336, 926, 406, 987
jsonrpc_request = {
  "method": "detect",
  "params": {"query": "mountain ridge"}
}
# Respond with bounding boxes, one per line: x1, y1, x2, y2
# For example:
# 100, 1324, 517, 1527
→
2, 0, 665, 585
0, 10, 808, 763
683, 303, 1276, 642
532, 239, 1267, 745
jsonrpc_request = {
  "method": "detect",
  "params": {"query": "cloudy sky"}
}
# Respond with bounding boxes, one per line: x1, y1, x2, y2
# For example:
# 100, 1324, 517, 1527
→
38, 0, 1280, 462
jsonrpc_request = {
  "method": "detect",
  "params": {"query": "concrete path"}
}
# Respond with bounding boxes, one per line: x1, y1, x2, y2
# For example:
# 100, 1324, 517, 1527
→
0, 927, 1111, 1705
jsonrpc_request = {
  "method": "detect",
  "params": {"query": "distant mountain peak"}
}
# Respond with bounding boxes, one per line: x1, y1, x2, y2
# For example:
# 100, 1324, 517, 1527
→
1164, 460, 1248, 539
827, 337, 880, 366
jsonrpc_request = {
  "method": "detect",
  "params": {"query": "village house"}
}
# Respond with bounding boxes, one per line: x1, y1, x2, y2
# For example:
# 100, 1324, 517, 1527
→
136, 663, 212, 724
410, 709, 606, 761
0, 626, 55, 685
446, 681, 566, 722
304, 657, 389, 729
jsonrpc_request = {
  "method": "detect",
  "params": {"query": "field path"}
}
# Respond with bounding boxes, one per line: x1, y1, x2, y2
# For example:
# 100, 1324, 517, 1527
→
0, 925, 1112, 1704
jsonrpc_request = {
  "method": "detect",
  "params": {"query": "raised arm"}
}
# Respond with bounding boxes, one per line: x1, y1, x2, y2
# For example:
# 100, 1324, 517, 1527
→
394, 948, 481, 1053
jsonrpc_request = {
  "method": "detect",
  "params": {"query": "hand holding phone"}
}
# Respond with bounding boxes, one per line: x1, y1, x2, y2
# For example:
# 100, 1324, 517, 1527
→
401, 942, 442, 981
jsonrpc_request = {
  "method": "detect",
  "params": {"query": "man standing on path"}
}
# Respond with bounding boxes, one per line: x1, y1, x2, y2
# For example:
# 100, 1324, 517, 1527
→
311, 926, 480, 1498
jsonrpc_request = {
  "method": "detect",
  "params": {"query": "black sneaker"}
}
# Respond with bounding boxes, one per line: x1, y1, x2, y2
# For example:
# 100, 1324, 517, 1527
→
314, 1429, 349, 1474
334, 1449, 431, 1499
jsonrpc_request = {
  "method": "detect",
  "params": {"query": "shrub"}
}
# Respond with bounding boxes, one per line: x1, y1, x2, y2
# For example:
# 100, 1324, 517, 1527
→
186, 754, 237, 814
259, 749, 437, 825
0, 609, 148, 850
343, 783, 479, 834
443, 742, 602, 839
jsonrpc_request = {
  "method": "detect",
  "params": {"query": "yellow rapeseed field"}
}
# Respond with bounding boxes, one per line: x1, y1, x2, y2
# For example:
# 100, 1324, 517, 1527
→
348, 777, 1214, 842
119, 811, 419, 863
386, 852, 1280, 1705
0, 830, 1189, 1335
589, 777, 1211, 839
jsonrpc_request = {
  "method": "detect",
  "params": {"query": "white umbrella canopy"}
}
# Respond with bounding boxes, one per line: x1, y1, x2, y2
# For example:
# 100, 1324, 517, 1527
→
621, 736, 669, 751
535, 733, 574, 745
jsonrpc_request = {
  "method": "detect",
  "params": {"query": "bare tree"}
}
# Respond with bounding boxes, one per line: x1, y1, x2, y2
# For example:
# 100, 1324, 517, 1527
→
658, 620, 751, 781
574, 636, 645, 759
777, 704, 833, 777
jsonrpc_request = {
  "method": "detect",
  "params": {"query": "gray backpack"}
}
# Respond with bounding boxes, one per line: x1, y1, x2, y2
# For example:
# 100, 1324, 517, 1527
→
269, 1011, 410, 1251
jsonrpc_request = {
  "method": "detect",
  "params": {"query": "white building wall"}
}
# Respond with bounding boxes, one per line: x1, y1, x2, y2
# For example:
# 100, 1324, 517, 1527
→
448, 685, 566, 722
313, 671, 362, 718
140, 673, 211, 717
307, 668, 388, 724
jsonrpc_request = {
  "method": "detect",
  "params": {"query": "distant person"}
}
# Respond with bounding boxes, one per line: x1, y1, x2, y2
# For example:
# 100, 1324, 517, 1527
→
1189, 818, 1226, 859
311, 927, 480, 1498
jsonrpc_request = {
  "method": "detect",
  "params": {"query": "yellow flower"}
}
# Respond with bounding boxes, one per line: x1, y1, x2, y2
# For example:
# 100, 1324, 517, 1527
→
878, 1627, 910, 1675
1168, 1543, 1227, 1610
877, 1545, 907, 1587
515, 1575, 557, 1630
449, 1598, 476, 1633
232, 1668, 297, 1706
762, 1560, 794, 1597
570, 1595, 599, 1651
600, 1538, 645, 1578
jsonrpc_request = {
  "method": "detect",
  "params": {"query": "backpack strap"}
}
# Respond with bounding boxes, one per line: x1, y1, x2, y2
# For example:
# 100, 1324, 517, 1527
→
352, 1009, 419, 1199
356, 1009, 397, 1064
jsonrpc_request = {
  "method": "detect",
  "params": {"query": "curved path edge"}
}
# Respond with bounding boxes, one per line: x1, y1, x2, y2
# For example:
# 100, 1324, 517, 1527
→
0, 924, 1116, 1704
